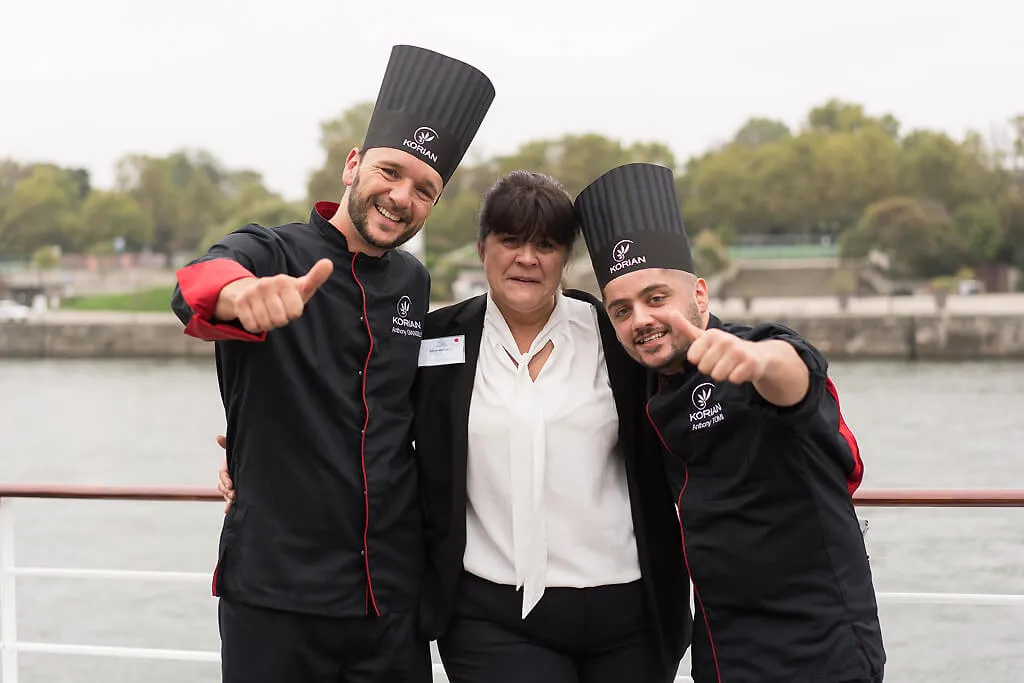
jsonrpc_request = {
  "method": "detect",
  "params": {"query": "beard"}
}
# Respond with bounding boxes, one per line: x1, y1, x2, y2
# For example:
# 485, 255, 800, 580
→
345, 169, 424, 251
635, 299, 704, 373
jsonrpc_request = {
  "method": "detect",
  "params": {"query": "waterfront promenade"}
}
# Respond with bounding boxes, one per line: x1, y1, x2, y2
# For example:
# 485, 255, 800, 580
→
1, 294, 1023, 360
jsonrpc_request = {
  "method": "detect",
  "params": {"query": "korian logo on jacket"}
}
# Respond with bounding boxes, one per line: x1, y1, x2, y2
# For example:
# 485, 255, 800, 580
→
689, 381, 725, 430
392, 295, 422, 338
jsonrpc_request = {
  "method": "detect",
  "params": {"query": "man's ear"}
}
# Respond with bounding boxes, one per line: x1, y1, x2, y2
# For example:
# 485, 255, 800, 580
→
694, 276, 710, 314
342, 148, 361, 187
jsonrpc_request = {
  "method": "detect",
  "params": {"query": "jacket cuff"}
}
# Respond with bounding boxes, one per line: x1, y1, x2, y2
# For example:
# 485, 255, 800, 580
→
177, 259, 266, 342
184, 315, 266, 342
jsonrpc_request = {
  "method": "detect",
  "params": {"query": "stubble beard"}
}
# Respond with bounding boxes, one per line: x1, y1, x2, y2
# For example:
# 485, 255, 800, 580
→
346, 170, 423, 252
645, 300, 704, 374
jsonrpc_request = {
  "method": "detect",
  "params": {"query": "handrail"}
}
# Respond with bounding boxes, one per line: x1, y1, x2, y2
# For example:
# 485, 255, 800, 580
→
2, 486, 1023, 683
853, 489, 1024, 507
2, 483, 1024, 506
0, 483, 219, 501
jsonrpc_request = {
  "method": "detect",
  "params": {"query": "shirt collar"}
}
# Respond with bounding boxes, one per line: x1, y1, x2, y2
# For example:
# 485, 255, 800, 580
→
484, 290, 570, 358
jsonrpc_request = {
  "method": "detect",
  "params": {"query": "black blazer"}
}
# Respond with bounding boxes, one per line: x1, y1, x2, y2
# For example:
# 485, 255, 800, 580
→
413, 289, 692, 675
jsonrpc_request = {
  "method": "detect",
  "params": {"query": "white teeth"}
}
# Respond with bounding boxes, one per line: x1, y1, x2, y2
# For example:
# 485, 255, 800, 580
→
376, 205, 401, 222
637, 331, 666, 345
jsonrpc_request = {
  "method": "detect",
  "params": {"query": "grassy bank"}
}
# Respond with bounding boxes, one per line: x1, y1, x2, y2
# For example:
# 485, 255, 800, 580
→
61, 286, 174, 312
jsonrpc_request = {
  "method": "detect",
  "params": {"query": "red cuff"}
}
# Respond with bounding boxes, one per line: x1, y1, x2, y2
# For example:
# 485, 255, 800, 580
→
177, 259, 254, 318
177, 259, 265, 342
184, 314, 266, 342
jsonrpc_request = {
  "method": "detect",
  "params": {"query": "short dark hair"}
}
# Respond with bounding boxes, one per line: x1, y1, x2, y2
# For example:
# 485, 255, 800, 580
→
477, 171, 579, 252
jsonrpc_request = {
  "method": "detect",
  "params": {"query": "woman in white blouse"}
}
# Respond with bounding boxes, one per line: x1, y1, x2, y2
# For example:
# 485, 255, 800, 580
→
414, 171, 689, 683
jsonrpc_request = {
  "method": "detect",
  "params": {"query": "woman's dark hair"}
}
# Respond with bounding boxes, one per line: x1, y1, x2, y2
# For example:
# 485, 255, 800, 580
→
477, 171, 580, 253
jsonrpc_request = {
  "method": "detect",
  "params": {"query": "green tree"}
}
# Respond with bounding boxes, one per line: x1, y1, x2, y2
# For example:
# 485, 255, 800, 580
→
76, 190, 153, 252
732, 117, 791, 148
807, 99, 900, 138
306, 102, 374, 203
0, 164, 83, 256
951, 201, 1003, 265
116, 154, 185, 257
692, 229, 730, 278
997, 190, 1024, 269
199, 196, 305, 253
843, 196, 958, 277
115, 149, 270, 258
899, 131, 994, 209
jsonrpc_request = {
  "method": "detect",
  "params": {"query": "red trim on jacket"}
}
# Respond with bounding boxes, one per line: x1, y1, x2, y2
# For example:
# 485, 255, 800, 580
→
646, 386, 723, 683
826, 378, 864, 496
350, 255, 381, 617
177, 258, 266, 342
314, 201, 340, 220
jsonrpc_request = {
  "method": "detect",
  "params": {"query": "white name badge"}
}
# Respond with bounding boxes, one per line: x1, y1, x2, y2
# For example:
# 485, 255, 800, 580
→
418, 335, 466, 367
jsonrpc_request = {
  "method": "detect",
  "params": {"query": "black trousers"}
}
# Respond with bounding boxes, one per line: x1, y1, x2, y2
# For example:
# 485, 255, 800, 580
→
218, 598, 432, 683
438, 572, 672, 683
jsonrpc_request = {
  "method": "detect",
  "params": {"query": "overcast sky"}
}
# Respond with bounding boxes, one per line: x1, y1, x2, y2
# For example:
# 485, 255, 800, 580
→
2, 0, 1021, 200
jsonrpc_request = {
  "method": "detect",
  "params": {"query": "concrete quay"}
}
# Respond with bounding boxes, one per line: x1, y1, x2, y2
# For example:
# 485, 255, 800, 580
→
1, 295, 1023, 361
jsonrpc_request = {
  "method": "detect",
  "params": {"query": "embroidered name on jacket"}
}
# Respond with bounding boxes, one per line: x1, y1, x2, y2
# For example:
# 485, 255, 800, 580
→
689, 381, 727, 431
392, 295, 423, 338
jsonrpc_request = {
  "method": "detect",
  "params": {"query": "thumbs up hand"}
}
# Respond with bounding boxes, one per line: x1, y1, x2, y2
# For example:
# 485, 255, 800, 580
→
671, 309, 766, 385
215, 258, 334, 333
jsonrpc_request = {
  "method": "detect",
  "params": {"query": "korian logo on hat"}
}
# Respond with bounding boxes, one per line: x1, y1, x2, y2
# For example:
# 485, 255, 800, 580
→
609, 238, 647, 274
612, 239, 633, 262
404, 126, 439, 164
414, 127, 437, 145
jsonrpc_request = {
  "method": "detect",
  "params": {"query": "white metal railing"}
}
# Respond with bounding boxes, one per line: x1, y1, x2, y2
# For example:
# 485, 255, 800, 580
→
3, 485, 1024, 683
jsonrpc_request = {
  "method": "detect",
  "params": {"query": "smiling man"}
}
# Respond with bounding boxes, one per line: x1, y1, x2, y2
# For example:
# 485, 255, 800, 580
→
573, 163, 886, 683
169, 45, 494, 683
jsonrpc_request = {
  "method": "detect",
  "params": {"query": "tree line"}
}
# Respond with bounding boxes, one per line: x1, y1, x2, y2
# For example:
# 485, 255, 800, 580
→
2, 99, 1022, 289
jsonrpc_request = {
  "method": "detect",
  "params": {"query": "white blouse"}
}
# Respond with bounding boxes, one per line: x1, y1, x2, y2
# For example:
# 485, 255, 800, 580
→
463, 292, 641, 618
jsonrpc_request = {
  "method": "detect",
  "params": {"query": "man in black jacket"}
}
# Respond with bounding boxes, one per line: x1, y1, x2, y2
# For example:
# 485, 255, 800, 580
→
574, 163, 886, 683
170, 45, 494, 683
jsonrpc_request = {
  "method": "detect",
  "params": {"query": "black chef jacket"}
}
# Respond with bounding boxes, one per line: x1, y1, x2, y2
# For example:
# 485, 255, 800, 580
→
647, 314, 885, 683
171, 201, 429, 618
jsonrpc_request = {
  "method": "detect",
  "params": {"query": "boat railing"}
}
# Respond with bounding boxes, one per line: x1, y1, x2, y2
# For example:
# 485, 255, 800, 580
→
2, 484, 1023, 683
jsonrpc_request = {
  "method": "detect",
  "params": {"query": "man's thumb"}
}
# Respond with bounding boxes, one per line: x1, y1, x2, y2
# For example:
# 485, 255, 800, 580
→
675, 311, 704, 341
298, 259, 334, 300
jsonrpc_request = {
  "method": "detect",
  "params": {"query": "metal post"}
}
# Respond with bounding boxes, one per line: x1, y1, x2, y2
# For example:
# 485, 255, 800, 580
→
0, 497, 19, 683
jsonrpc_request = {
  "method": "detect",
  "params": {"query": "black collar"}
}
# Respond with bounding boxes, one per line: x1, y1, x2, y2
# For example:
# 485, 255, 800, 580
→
310, 201, 391, 265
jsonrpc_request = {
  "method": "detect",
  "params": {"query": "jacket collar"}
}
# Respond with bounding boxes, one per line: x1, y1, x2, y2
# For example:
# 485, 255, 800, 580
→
311, 201, 391, 264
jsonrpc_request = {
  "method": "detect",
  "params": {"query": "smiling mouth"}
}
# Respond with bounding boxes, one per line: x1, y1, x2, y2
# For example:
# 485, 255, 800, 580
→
375, 204, 403, 223
635, 330, 667, 346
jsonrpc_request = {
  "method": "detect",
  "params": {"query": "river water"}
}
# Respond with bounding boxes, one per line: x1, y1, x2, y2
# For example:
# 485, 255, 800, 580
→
1, 358, 1022, 682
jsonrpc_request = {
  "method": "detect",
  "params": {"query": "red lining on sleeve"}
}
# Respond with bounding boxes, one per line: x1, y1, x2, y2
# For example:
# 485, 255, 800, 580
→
826, 377, 864, 496
184, 314, 266, 342
177, 259, 265, 342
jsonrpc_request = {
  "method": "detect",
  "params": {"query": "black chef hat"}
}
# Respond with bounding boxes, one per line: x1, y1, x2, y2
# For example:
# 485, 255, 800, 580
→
361, 45, 495, 187
574, 163, 694, 290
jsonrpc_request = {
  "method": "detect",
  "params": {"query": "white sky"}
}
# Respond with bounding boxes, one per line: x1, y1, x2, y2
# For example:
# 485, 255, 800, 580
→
1, 0, 1021, 200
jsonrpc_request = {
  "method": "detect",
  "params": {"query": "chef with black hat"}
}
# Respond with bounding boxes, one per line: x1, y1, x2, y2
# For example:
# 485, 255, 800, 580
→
170, 45, 494, 683
574, 163, 887, 683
